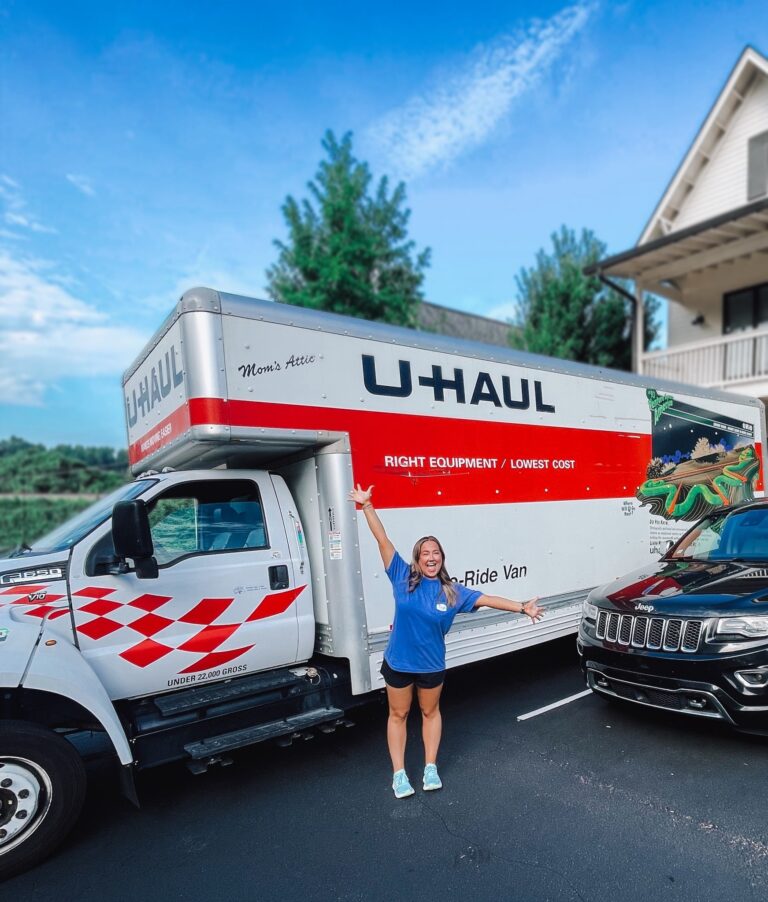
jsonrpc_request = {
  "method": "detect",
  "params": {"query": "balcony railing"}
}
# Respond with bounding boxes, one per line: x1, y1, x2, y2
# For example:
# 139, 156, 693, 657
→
641, 327, 768, 389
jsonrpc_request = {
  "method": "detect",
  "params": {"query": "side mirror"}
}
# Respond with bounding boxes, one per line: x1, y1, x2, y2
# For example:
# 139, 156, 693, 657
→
113, 500, 158, 579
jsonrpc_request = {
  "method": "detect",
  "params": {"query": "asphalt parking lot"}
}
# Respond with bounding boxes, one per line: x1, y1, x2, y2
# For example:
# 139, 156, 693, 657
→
7, 636, 768, 902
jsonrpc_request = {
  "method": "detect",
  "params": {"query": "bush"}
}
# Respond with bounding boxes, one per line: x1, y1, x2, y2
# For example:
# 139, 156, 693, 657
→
0, 497, 94, 556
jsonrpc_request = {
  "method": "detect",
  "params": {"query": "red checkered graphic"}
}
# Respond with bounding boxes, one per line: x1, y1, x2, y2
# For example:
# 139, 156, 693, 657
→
79, 599, 122, 616
128, 593, 175, 612
74, 586, 116, 599
130, 612, 175, 637
179, 597, 232, 624
121, 638, 174, 668
180, 645, 255, 674
78, 615, 123, 641
0, 584, 67, 619
68, 585, 305, 673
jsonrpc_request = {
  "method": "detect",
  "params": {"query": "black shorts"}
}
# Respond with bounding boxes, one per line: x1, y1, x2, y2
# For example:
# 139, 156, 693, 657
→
381, 658, 445, 689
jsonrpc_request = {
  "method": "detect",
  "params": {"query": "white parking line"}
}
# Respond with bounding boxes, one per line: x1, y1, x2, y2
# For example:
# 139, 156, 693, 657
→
517, 689, 593, 721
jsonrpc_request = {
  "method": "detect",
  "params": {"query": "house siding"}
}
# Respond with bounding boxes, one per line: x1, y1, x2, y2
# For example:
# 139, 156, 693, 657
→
667, 254, 768, 346
674, 73, 768, 230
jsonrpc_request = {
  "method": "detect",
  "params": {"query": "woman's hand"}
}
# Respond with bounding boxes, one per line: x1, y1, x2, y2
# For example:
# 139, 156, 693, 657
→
348, 483, 373, 506
520, 597, 543, 623
347, 484, 394, 567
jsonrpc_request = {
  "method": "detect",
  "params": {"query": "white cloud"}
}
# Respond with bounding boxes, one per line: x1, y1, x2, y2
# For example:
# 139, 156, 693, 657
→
66, 173, 96, 197
0, 175, 56, 234
367, 2, 597, 180
139, 249, 271, 313
0, 250, 147, 406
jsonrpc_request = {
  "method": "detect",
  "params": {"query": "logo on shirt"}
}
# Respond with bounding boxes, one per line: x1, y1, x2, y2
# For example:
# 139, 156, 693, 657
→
436, 602, 447, 612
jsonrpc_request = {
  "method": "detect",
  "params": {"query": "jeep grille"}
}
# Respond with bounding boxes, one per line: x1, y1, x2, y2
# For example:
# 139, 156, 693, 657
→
595, 611, 705, 653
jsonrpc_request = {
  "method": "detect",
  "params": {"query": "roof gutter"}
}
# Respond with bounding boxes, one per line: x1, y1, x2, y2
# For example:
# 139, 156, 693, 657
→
584, 195, 768, 276
593, 272, 638, 308
586, 270, 642, 373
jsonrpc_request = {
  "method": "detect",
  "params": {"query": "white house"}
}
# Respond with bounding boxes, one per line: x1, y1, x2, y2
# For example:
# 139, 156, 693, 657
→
589, 46, 768, 402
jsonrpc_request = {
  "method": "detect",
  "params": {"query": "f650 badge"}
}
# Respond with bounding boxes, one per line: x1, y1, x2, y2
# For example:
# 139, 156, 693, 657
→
0, 566, 64, 586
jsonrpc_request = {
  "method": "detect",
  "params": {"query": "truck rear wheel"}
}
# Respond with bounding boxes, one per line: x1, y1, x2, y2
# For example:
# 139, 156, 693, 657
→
0, 721, 86, 881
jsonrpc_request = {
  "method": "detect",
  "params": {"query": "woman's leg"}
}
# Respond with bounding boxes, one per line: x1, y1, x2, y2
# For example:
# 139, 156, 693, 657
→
417, 683, 443, 765
385, 683, 414, 772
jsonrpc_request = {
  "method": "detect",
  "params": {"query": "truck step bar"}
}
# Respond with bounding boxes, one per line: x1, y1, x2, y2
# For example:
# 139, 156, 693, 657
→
183, 707, 345, 759
154, 670, 305, 717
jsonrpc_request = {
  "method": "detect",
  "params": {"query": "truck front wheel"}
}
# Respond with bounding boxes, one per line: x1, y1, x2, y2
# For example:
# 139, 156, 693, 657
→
0, 721, 86, 881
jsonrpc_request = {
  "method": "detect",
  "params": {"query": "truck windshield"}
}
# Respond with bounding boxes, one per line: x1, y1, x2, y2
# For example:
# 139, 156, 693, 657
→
26, 481, 156, 555
668, 507, 768, 562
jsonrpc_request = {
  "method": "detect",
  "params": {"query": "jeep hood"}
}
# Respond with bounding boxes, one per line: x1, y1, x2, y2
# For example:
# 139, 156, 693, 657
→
591, 558, 768, 617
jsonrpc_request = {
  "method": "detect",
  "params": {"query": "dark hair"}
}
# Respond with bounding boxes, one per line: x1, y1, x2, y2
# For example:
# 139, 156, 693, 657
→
408, 535, 457, 606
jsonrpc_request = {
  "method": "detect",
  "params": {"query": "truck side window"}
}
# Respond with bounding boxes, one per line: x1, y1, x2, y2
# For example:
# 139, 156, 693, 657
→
145, 479, 268, 566
150, 497, 199, 564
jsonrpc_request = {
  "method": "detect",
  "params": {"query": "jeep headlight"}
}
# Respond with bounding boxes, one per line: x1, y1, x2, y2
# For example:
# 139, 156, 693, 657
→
582, 601, 598, 622
716, 616, 768, 639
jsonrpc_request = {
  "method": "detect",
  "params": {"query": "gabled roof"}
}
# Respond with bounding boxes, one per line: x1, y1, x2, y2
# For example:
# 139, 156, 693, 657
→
640, 46, 768, 245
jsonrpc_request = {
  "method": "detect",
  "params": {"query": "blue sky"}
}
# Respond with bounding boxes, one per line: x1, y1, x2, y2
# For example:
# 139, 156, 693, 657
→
2, 0, 767, 449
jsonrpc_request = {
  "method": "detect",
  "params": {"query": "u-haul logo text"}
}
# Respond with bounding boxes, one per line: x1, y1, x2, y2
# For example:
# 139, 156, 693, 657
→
361, 355, 556, 413
126, 344, 184, 427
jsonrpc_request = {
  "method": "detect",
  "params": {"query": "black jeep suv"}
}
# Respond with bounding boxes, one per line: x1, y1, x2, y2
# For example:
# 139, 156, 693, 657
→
579, 501, 768, 733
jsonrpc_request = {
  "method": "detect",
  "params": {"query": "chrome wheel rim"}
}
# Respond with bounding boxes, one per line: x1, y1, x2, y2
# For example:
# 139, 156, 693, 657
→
0, 756, 52, 856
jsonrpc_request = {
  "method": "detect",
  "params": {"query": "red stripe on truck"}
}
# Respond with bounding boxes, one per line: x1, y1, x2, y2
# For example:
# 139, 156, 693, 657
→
128, 404, 191, 466
131, 397, 672, 507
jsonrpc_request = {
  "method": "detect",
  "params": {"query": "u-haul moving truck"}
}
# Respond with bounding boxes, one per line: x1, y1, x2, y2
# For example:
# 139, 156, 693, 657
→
1, 287, 764, 877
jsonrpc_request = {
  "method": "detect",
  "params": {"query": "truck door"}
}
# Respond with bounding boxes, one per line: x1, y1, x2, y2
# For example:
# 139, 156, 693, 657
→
67, 475, 306, 700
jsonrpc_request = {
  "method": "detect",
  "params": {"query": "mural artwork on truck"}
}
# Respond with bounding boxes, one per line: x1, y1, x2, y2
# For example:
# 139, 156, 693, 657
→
636, 389, 762, 521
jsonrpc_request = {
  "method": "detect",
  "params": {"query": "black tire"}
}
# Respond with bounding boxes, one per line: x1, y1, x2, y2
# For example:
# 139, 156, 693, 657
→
0, 720, 87, 881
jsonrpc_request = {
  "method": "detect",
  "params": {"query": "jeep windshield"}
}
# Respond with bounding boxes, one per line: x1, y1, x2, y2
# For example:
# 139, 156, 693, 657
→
19, 480, 157, 556
667, 506, 768, 563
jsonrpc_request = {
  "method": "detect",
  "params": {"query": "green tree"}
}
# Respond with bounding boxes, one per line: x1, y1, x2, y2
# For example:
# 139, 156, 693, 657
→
0, 497, 93, 555
0, 437, 41, 459
0, 438, 129, 551
267, 130, 430, 326
512, 226, 659, 370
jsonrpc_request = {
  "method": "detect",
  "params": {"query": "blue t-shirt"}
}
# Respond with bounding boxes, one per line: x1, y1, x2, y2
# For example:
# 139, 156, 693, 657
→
383, 552, 482, 673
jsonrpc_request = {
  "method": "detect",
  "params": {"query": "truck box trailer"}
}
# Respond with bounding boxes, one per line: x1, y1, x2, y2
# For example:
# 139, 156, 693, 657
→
1, 287, 764, 877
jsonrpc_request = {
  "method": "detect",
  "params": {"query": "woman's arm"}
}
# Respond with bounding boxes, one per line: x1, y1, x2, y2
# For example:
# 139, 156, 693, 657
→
347, 484, 395, 568
475, 594, 543, 623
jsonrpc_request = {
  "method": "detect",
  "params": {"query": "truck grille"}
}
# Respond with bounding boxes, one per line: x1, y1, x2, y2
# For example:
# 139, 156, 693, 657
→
595, 610, 705, 653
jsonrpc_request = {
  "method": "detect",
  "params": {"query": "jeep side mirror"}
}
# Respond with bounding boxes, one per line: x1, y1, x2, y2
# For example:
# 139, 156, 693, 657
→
113, 500, 158, 579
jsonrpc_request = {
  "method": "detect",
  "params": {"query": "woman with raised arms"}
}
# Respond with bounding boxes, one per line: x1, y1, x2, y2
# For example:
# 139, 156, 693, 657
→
348, 483, 543, 799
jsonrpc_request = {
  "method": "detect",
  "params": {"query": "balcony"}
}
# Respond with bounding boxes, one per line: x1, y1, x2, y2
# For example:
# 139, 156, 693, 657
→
587, 198, 768, 390
641, 328, 768, 393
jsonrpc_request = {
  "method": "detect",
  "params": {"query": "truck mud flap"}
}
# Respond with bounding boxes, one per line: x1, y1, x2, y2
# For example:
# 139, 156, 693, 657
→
183, 706, 346, 760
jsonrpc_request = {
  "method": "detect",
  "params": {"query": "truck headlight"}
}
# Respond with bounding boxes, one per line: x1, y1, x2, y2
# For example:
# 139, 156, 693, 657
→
716, 616, 768, 639
582, 601, 598, 622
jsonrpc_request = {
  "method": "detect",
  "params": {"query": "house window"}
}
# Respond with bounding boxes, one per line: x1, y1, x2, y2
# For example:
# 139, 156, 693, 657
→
723, 282, 768, 333
748, 131, 768, 201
